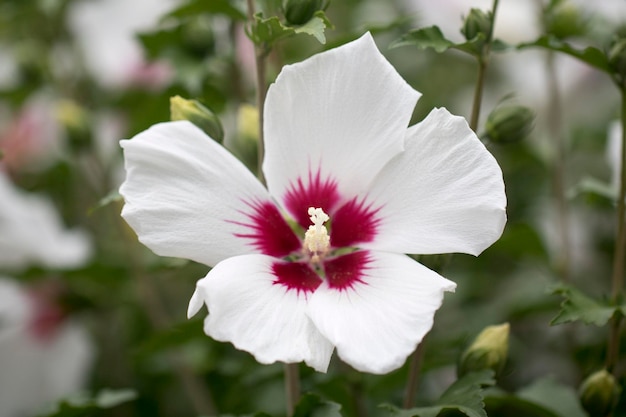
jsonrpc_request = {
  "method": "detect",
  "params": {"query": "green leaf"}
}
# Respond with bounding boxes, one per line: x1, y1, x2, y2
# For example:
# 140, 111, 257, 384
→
293, 11, 333, 44
517, 377, 587, 417
250, 11, 332, 46
389, 26, 505, 58
550, 283, 616, 326
384, 370, 495, 417
40, 389, 137, 417
568, 176, 617, 202
390, 26, 456, 53
485, 391, 562, 417
518, 36, 610, 73
293, 393, 343, 417
165, 0, 246, 21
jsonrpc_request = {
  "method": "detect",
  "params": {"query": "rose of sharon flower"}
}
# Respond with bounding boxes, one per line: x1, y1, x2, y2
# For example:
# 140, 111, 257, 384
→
119, 33, 506, 374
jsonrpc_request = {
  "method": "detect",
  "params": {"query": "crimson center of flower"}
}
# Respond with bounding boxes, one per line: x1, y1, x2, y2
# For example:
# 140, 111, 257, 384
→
303, 207, 331, 264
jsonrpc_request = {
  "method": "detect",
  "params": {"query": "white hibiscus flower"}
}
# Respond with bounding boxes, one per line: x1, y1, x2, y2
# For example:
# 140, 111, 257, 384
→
119, 33, 507, 374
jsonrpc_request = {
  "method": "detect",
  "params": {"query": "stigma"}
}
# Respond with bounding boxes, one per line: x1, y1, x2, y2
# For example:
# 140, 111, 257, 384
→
303, 207, 330, 262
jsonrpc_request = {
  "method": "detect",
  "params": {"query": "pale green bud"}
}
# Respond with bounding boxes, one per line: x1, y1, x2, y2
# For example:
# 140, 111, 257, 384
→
284, 0, 323, 25
461, 8, 492, 41
484, 105, 534, 144
458, 323, 510, 377
56, 99, 91, 149
543, 2, 587, 39
170, 95, 224, 142
56, 99, 89, 135
579, 369, 621, 417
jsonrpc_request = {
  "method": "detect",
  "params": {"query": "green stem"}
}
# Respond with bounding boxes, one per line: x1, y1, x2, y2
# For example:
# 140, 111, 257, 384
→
545, 51, 571, 281
246, 0, 268, 184
607, 87, 626, 372
247, 1, 299, 414
469, 60, 486, 132
403, 341, 426, 408
284, 363, 301, 417
469, 0, 499, 131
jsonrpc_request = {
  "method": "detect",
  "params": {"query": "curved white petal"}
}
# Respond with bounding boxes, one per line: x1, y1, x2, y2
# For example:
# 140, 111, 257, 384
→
263, 32, 421, 215
307, 251, 455, 374
364, 108, 506, 256
193, 254, 334, 372
120, 121, 285, 267
0, 173, 91, 270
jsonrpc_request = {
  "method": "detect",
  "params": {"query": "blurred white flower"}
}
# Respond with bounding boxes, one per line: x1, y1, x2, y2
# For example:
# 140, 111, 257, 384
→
0, 278, 93, 417
68, 0, 176, 89
0, 172, 91, 271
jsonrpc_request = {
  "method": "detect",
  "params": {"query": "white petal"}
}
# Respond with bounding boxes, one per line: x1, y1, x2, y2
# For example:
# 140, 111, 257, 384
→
263, 32, 421, 213
0, 173, 91, 270
307, 251, 455, 374
364, 108, 506, 256
194, 255, 334, 372
120, 121, 286, 267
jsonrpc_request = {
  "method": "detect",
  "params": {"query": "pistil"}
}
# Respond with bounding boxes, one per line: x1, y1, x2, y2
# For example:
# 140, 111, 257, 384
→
303, 207, 331, 263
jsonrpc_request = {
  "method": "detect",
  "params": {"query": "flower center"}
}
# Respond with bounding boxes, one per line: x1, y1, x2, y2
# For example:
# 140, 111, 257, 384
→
303, 207, 330, 263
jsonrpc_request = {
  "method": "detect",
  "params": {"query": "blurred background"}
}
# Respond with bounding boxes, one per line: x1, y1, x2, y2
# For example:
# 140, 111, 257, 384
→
2, 0, 626, 416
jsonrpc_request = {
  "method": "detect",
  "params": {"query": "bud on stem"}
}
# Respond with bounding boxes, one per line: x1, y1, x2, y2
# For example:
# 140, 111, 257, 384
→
170, 95, 224, 142
458, 322, 510, 377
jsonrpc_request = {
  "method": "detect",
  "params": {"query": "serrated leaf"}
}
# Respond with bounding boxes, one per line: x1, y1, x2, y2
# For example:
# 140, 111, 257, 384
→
252, 15, 295, 45
293, 393, 342, 417
550, 283, 617, 326
250, 11, 331, 47
518, 36, 610, 73
390, 26, 496, 58
165, 0, 246, 21
390, 26, 456, 53
293, 11, 332, 44
383, 370, 495, 417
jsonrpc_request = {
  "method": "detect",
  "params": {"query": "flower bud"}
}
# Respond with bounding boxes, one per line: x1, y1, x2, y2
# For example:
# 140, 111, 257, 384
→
579, 369, 621, 417
458, 323, 509, 377
543, 2, 587, 40
55, 99, 91, 150
170, 95, 224, 142
284, 0, 323, 25
484, 105, 534, 144
461, 8, 492, 41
